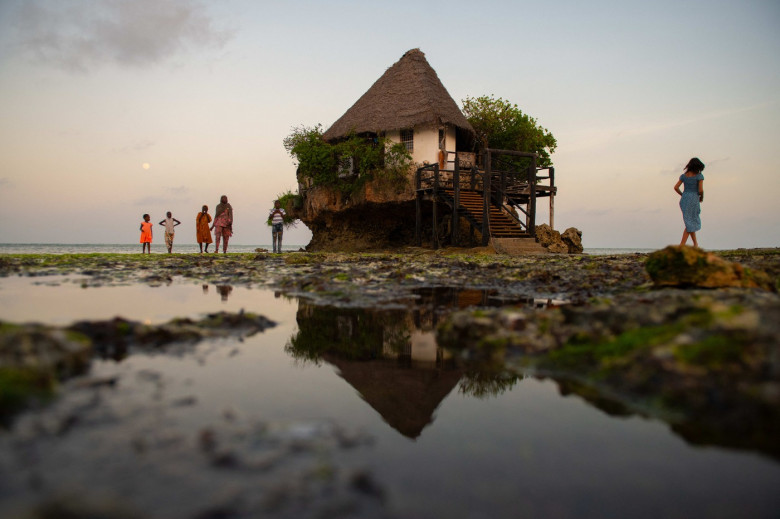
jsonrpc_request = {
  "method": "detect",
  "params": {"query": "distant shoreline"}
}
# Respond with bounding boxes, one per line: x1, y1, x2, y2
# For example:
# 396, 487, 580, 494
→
1, 243, 778, 256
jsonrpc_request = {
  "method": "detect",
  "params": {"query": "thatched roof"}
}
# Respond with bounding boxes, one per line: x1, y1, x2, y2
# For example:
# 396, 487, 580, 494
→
322, 48, 475, 141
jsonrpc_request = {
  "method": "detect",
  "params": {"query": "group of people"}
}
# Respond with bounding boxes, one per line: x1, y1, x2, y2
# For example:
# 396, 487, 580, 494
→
140, 195, 286, 254
139, 158, 703, 254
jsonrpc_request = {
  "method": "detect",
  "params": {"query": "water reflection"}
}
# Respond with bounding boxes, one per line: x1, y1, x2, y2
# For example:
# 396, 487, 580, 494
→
287, 289, 534, 439
201, 283, 234, 302
216, 285, 233, 301
288, 302, 462, 438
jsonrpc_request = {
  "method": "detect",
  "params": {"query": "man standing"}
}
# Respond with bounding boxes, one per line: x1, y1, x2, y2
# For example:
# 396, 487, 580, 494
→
269, 200, 286, 253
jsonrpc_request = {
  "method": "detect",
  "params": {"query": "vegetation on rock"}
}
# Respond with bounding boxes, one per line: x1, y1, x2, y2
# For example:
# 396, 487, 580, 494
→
283, 124, 413, 193
461, 95, 557, 168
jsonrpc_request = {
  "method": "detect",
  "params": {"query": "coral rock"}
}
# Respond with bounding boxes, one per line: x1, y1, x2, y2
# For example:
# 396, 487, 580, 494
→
645, 246, 774, 290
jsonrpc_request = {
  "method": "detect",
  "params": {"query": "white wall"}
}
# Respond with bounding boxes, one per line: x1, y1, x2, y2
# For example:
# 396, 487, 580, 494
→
386, 124, 460, 167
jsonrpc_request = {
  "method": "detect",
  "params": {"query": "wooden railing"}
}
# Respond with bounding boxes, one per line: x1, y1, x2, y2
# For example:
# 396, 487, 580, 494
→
415, 148, 552, 247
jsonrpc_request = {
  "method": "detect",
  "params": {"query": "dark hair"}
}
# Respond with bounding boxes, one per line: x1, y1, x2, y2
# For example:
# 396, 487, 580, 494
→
143, 213, 149, 219
684, 157, 705, 173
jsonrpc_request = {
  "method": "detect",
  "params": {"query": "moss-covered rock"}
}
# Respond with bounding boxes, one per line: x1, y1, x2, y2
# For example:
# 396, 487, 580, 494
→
646, 246, 773, 290
436, 289, 780, 458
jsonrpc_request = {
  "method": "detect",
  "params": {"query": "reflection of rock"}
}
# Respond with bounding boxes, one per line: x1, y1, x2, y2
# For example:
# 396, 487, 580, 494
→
646, 246, 773, 289
437, 289, 780, 459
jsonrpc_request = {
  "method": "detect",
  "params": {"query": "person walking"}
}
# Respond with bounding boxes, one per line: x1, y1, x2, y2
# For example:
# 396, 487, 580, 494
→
211, 195, 233, 253
269, 200, 286, 253
196, 205, 213, 253
159, 211, 181, 253
674, 157, 705, 247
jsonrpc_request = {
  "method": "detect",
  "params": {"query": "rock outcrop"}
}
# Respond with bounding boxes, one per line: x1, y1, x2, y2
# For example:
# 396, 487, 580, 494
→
290, 177, 437, 251
535, 224, 583, 254
290, 180, 584, 253
646, 246, 774, 290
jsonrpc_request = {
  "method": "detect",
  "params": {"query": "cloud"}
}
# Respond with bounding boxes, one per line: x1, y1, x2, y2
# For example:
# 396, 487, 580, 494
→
567, 101, 778, 154
10, 0, 234, 72
133, 185, 190, 206
113, 139, 156, 153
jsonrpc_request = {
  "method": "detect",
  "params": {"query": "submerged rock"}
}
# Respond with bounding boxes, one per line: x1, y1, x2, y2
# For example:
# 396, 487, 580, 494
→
437, 289, 780, 459
646, 246, 774, 290
0, 312, 276, 420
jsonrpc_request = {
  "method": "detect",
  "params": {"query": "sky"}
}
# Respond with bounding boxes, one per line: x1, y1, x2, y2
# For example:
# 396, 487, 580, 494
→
0, 0, 778, 249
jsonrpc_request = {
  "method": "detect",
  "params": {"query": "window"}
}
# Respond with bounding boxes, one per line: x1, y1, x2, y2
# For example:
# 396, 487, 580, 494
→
400, 128, 414, 152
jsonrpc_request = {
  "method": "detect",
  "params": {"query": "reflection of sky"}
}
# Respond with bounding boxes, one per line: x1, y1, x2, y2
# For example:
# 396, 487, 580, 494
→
0, 1, 779, 249
1, 276, 780, 516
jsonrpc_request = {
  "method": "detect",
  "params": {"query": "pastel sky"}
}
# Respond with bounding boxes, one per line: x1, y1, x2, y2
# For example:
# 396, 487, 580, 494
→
1, 0, 778, 249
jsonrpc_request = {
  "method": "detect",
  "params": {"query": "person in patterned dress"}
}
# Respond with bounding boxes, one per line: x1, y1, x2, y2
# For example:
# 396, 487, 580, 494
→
674, 157, 705, 247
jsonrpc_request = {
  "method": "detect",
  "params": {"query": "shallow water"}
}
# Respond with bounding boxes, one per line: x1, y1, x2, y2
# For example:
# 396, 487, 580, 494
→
1, 277, 779, 518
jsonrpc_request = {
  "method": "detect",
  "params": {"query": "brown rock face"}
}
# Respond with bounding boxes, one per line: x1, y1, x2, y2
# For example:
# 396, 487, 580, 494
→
534, 224, 560, 248
291, 179, 432, 251
535, 224, 583, 254
645, 246, 774, 290
561, 227, 584, 253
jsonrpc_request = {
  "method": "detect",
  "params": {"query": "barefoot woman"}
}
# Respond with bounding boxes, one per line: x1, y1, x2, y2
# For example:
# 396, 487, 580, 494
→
674, 157, 705, 247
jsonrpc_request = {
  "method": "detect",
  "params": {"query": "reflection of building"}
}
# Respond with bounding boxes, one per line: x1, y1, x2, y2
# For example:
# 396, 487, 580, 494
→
288, 303, 463, 439
325, 355, 462, 439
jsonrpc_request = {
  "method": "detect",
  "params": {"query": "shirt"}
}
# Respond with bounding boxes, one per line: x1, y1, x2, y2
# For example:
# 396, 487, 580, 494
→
269, 208, 285, 225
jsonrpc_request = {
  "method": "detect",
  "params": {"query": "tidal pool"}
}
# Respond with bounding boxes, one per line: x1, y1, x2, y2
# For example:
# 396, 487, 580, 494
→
1, 277, 779, 518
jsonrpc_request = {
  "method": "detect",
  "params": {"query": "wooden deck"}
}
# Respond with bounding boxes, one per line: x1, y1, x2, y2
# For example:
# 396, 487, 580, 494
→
414, 148, 556, 249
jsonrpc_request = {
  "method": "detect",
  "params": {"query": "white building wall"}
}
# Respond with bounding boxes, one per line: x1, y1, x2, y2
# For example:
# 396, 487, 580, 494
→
412, 123, 439, 165
385, 123, 459, 167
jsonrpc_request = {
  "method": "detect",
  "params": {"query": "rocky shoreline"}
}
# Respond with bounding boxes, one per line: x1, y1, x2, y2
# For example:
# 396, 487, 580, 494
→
1, 247, 778, 516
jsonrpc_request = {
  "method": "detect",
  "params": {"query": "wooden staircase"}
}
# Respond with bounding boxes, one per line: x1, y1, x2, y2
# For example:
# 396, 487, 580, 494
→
442, 189, 527, 238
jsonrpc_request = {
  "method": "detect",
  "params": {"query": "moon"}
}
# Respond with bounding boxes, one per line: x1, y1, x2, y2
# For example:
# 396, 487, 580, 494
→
142, 162, 151, 170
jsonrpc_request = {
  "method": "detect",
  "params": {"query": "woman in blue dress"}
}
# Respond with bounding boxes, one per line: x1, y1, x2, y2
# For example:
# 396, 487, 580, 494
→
674, 157, 705, 247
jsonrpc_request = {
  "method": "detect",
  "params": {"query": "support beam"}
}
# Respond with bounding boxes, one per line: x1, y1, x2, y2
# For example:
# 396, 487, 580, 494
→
453, 154, 460, 245
549, 167, 555, 230
482, 151, 491, 246
432, 164, 439, 249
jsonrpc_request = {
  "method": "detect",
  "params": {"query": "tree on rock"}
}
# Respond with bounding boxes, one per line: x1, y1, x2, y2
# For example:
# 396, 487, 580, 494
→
461, 95, 557, 168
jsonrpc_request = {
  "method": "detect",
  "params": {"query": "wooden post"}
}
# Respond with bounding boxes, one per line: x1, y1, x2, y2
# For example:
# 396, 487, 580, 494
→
415, 167, 422, 246
453, 153, 460, 246
432, 164, 439, 249
482, 151, 491, 246
549, 167, 555, 230
528, 157, 537, 237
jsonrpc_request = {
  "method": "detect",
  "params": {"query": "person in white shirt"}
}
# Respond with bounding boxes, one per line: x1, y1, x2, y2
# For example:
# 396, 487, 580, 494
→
158, 211, 181, 253
268, 201, 286, 253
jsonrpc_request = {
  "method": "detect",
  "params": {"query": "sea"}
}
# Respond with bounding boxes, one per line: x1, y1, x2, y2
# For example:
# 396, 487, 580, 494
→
0, 243, 656, 255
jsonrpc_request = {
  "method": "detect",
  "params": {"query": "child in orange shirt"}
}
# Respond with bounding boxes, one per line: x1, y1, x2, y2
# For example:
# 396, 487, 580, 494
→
139, 214, 153, 254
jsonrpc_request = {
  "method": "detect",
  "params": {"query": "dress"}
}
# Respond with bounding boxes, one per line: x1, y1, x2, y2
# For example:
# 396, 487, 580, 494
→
140, 221, 153, 243
679, 173, 704, 232
196, 212, 212, 244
